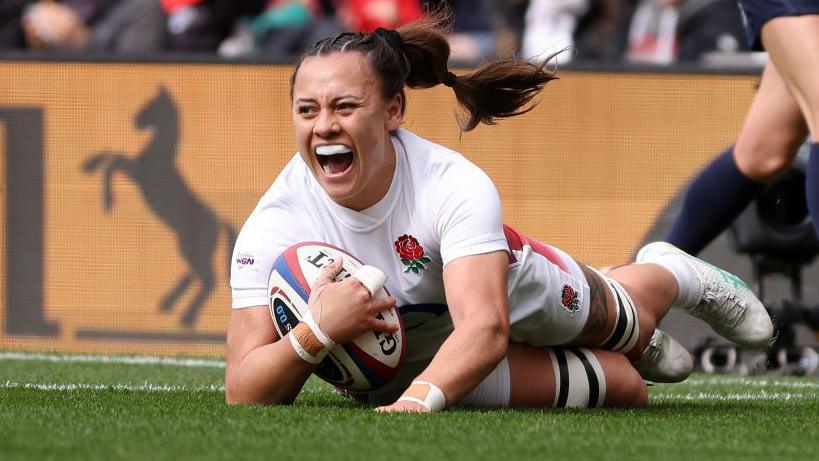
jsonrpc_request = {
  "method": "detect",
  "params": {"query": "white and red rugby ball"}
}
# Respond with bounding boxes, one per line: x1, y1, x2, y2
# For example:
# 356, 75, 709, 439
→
268, 242, 405, 391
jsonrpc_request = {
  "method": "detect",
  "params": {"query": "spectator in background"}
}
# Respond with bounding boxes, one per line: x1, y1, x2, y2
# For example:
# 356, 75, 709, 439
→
0, 0, 27, 49
335, 0, 423, 32
624, 0, 679, 64
493, 0, 529, 58
522, 0, 589, 64
517, 0, 632, 64
219, 0, 345, 59
624, 0, 748, 64
422, 0, 498, 63
163, 0, 241, 52
570, 0, 633, 62
675, 0, 748, 62
21, 0, 167, 53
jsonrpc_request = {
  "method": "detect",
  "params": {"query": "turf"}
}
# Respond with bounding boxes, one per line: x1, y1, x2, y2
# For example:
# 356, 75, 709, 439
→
1, 353, 817, 461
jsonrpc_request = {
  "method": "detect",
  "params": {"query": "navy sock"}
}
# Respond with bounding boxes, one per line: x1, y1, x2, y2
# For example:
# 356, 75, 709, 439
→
665, 147, 763, 255
807, 143, 819, 237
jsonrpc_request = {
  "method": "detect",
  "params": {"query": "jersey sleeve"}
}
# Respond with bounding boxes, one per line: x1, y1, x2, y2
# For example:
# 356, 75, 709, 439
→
230, 199, 303, 309
427, 157, 509, 266
230, 160, 310, 309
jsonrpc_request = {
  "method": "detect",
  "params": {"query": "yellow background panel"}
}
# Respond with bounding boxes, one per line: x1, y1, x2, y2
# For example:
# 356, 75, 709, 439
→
0, 62, 756, 355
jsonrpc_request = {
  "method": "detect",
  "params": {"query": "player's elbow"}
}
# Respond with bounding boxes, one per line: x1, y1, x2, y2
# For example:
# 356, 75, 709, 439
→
224, 376, 254, 406
475, 318, 510, 364
224, 374, 292, 406
224, 367, 252, 405
490, 326, 510, 363
225, 387, 293, 406
224, 379, 250, 406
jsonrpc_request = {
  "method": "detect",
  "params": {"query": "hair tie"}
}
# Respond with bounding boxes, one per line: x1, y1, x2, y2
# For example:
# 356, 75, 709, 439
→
373, 27, 403, 49
442, 72, 458, 88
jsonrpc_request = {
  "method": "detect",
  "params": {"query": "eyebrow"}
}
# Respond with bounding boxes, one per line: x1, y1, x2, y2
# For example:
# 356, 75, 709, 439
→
294, 94, 363, 104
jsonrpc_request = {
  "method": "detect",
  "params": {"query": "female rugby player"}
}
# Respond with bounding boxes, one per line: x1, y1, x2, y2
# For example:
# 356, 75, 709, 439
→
667, 0, 819, 254
226, 11, 774, 412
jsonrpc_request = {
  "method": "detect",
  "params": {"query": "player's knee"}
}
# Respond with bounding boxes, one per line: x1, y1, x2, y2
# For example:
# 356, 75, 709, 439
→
736, 134, 800, 181
621, 371, 648, 407
602, 353, 648, 407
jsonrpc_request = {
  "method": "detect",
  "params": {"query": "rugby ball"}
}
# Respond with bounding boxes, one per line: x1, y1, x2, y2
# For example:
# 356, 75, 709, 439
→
268, 242, 405, 391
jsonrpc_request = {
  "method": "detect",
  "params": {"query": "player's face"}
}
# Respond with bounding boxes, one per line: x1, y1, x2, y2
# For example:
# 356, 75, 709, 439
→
292, 52, 403, 210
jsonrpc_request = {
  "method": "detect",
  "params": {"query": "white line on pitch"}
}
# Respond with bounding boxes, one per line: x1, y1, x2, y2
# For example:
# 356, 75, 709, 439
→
682, 377, 819, 389
0, 381, 333, 394
652, 391, 818, 401
1, 381, 224, 392
0, 352, 225, 368
3, 380, 813, 401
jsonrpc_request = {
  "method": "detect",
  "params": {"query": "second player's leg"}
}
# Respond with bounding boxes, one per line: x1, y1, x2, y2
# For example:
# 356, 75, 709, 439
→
734, 61, 808, 181
761, 16, 819, 137
762, 15, 819, 237
665, 62, 807, 255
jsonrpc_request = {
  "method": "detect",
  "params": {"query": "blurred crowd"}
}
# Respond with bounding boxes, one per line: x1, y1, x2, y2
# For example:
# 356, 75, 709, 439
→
0, 0, 752, 65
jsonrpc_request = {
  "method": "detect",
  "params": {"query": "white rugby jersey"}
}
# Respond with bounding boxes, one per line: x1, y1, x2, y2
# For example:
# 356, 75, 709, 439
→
231, 129, 508, 395
230, 128, 590, 403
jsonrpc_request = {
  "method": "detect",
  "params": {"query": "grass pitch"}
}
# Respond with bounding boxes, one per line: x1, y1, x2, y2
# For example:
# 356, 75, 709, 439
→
1, 352, 817, 461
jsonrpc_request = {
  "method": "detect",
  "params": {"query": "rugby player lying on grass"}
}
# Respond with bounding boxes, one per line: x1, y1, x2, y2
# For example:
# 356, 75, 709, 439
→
225, 10, 775, 412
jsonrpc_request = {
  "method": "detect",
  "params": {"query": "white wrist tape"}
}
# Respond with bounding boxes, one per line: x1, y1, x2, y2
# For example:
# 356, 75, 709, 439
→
352, 265, 387, 297
397, 380, 446, 412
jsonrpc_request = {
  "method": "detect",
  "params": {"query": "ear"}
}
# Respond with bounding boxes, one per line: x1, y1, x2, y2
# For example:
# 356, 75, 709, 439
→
385, 92, 403, 131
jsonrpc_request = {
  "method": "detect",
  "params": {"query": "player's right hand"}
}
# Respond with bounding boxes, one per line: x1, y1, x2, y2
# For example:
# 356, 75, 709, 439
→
308, 258, 398, 344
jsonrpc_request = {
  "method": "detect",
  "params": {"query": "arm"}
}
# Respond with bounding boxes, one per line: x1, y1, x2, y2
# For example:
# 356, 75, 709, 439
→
379, 250, 510, 411
225, 259, 398, 405
224, 305, 315, 405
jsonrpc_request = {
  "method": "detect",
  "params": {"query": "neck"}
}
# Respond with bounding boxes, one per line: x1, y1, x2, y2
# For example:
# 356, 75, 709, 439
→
345, 134, 397, 211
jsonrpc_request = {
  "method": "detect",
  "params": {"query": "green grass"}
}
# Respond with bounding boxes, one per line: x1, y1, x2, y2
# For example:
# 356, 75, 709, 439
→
1, 352, 817, 461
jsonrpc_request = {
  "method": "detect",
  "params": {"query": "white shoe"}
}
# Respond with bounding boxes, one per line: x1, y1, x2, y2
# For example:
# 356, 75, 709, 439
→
634, 329, 693, 383
636, 242, 775, 349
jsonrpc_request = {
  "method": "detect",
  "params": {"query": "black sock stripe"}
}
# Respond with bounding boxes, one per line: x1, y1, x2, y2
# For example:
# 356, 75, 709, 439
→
554, 349, 569, 408
619, 289, 639, 352
569, 348, 600, 408
601, 286, 628, 350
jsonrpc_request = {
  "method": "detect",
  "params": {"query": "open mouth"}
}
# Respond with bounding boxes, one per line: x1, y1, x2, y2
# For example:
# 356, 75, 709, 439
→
315, 144, 354, 176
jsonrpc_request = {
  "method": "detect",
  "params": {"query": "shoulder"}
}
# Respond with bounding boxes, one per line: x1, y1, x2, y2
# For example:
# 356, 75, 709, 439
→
394, 130, 504, 254
231, 154, 315, 300
395, 129, 495, 190
249, 154, 314, 218
235, 154, 314, 252
267, 153, 313, 204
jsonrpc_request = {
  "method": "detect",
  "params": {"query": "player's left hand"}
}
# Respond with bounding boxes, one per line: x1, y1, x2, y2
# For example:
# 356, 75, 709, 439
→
375, 400, 428, 413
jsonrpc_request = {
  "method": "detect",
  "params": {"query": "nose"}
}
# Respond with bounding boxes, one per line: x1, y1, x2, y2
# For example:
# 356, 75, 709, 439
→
313, 109, 340, 139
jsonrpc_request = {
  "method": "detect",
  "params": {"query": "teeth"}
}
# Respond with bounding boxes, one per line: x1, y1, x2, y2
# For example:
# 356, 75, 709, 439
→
315, 145, 352, 156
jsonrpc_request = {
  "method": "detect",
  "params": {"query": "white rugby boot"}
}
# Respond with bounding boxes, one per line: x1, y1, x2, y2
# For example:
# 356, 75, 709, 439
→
636, 242, 774, 349
634, 329, 693, 383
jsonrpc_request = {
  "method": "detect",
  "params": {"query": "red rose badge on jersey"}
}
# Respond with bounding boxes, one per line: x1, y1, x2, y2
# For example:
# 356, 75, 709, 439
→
561, 283, 580, 317
394, 234, 431, 274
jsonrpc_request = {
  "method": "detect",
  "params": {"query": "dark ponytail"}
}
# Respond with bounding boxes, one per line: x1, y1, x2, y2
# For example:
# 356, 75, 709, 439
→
293, 8, 558, 132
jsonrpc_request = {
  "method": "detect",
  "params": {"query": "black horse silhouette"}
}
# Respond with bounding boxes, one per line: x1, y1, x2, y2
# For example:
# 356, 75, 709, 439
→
83, 87, 236, 327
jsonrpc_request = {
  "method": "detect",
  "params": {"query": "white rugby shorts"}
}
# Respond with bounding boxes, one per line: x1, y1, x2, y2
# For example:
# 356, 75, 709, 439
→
504, 225, 590, 347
